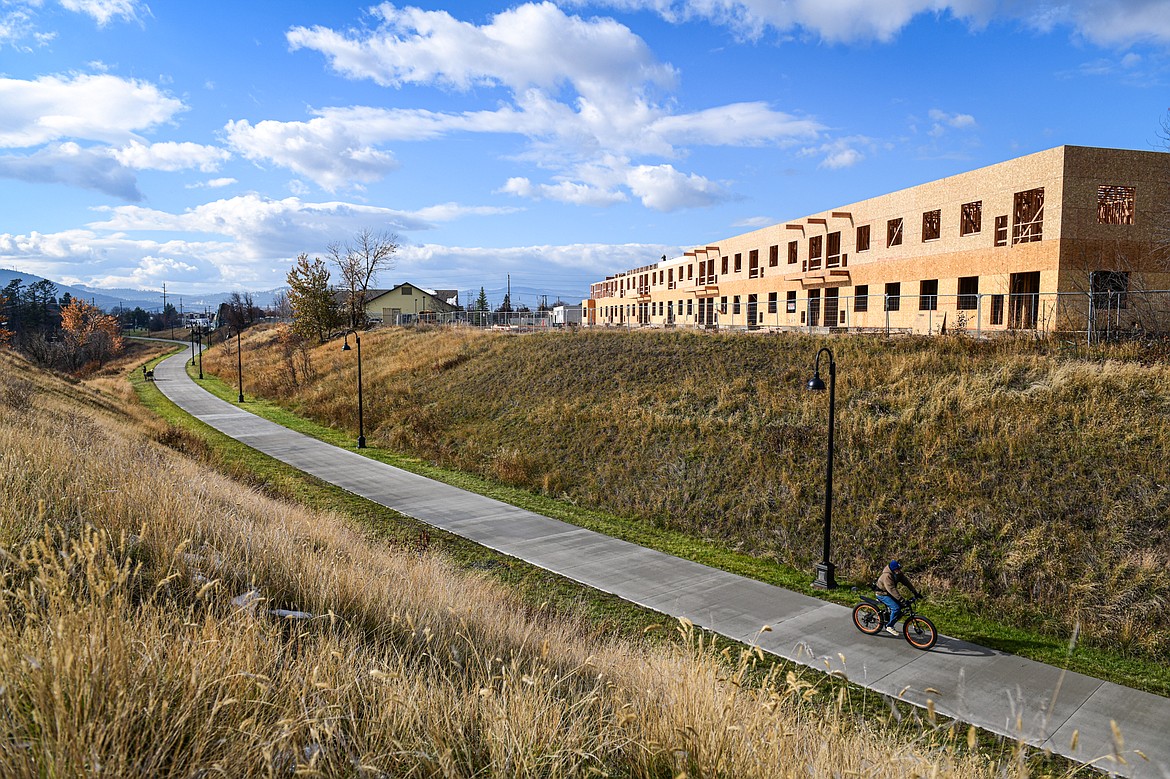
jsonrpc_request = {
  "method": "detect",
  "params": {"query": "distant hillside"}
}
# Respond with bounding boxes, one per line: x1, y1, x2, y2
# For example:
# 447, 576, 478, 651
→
0, 268, 282, 313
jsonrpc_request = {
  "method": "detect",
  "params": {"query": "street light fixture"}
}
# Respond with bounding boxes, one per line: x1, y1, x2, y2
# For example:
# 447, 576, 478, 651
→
196, 327, 204, 380
235, 325, 244, 403
806, 346, 837, 590
342, 330, 366, 449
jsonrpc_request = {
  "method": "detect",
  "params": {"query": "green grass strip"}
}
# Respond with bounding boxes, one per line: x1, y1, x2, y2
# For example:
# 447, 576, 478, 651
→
172, 357, 1170, 698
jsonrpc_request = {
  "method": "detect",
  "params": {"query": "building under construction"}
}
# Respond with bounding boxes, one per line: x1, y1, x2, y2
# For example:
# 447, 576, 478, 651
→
582, 145, 1170, 336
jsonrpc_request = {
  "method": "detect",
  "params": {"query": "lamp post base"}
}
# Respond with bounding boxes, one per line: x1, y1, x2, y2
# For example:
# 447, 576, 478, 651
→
357, 435, 366, 449
812, 562, 837, 590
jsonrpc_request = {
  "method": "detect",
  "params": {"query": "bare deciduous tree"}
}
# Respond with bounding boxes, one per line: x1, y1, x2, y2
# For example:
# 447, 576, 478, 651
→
329, 229, 399, 329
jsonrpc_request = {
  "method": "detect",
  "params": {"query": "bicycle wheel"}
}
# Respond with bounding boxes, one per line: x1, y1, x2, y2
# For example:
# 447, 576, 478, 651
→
903, 615, 937, 650
852, 602, 884, 635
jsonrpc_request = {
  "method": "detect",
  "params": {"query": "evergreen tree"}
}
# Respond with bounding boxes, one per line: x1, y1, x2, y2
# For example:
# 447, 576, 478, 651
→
286, 253, 340, 343
474, 287, 490, 326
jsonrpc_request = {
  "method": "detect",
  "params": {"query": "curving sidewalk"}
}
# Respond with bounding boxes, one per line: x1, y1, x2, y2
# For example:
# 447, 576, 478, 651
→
153, 347, 1168, 778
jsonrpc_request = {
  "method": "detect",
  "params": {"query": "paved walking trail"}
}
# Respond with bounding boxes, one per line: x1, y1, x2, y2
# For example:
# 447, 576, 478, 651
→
154, 347, 1168, 778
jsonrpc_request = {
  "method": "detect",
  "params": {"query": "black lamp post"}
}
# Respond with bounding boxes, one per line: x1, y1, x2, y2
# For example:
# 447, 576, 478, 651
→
235, 326, 244, 403
806, 346, 837, 589
196, 327, 204, 380
342, 330, 366, 448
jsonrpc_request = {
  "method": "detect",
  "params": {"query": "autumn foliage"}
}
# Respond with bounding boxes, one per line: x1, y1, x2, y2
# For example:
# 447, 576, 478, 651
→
59, 298, 124, 370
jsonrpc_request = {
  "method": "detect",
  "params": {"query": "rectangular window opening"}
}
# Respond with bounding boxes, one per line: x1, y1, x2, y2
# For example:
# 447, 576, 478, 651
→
1097, 185, 1135, 225
994, 215, 1008, 247
786, 290, 797, 314
1012, 188, 1044, 244
787, 241, 798, 265
885, 282, 901, 312
919, 279, 938, 311
856, 224, 871, 253
961, 201, 982, 236
769, 244, 779, 267
922, 209, 941, 242
887, 218, 903, 247
957, 276, 979, 310
1091, 270, 1129, 310
826, 231, 842, 268
854, 284, 869, 312
808, 235, 823, 270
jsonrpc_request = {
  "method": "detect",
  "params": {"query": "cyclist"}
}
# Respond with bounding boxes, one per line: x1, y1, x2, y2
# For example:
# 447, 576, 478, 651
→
876, 560, 920, 635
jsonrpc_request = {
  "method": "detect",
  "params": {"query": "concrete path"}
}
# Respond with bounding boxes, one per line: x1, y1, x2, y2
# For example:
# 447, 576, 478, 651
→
153, 347, 1168, 778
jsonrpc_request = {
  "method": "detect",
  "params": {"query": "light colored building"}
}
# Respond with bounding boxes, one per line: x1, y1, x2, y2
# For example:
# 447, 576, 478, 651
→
552, 304, 583, 327
364, 284, 459, 324
583, 146, 1170, 336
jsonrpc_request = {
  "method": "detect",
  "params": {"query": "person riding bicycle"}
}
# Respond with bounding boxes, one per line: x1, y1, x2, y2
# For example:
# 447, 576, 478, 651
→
876, 560, 920, 635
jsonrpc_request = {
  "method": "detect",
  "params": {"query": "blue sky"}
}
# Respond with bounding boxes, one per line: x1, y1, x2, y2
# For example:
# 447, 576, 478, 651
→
1, 0, 1168, 306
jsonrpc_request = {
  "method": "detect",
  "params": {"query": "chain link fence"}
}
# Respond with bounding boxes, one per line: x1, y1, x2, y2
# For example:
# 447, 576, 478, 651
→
582, 289, 1170, 342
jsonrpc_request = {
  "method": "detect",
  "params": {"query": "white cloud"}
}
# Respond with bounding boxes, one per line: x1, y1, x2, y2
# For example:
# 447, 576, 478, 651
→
819, 148, 864, 169
927, 108, 977, 137
396, 241, 677, 295
733, 216, 774, 228
0, 142, 143, 199
801, 135, 874, 169
287, 2, 677, 101
274, 3, 822, 208
224, 116, 399, 192
111, 140, 230, 171
650, 102, 821, 148
410, 202, 524, 221
186, 177, 237, 189
0, 221, 665, 299
0, 73, 184, 148
589, 0, 1170, 46
58, 0, 145, 26
500, 176, 628, 207
626, 164, 727, 210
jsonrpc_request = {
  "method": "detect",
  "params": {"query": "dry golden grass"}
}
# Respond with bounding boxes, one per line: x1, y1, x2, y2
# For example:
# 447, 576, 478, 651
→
0, 348, 1038, 776
200, 325, 1170, 659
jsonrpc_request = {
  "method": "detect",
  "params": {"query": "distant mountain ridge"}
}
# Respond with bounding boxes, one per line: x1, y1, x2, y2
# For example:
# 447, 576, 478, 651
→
0, 268, 282, 313
1, 268, 587, 314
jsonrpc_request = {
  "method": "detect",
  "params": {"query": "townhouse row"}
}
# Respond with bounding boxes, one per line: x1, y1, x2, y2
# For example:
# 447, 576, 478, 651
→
583, 145, 1170, 335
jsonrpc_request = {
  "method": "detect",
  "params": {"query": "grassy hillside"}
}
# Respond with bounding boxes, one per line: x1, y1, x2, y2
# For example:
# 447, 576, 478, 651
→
0, 346, 1051, 776
202, 326, 1170, 661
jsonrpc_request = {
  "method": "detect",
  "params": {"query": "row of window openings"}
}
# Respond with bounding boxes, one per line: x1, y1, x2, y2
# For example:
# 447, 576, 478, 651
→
596, 184, 1139, 297
600, 271, 1129, 327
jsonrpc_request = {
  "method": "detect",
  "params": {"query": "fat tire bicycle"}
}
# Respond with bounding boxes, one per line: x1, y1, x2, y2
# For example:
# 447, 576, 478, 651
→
851, 592, 937, 650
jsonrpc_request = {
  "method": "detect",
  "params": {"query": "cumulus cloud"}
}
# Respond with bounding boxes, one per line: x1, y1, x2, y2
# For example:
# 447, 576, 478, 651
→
0, 218, 666, 298
224, 116, 399, 192
626, 164, 727, 210
111, 140, 230, 171
0, 73, 185, 148
270, 2, 821, 209
288, 2, 677, 101
0, 143, 143, 199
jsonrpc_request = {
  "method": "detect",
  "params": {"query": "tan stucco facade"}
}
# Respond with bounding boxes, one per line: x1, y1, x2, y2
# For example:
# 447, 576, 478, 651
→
584, 146, 1170, 335
365, 284, 458, 324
